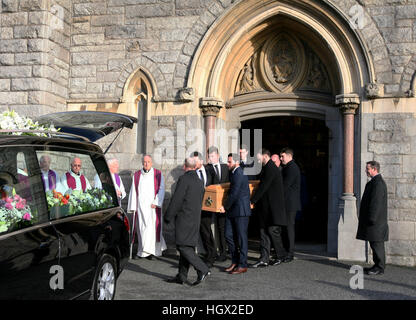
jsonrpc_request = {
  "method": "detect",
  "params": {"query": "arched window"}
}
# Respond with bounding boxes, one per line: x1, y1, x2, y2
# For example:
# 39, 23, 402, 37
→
121, 68, 156, 155
136, 78, 148, 154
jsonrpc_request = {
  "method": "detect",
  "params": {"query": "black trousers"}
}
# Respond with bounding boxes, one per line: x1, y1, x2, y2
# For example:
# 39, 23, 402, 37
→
177, 245, 210, 281
259, 225, 287, 262
215, 213, 227, 257
199, 211, 216, 263
370, 241, 386, 270
259, 228, 271, 262
285, 211, 297, 258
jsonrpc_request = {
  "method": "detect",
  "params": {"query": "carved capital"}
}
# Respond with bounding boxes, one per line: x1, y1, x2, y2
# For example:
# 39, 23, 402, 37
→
365, 83, 384, 99
178, 87, 194, 102
199, 97, 223, 117
335, 93, 360, 115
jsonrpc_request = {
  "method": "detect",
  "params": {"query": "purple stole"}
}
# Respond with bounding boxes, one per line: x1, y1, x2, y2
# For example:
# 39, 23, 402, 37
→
66, 172, 87, 192
133, 169, 162, 242
40, 170, 56, 192
114, 173, 121, 205
114, 173, 121, 188
47, 170, 57, 190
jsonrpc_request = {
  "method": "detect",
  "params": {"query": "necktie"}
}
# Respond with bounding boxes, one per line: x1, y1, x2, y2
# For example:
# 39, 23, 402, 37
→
198, 169, 205, 186
214, 164, 220, 181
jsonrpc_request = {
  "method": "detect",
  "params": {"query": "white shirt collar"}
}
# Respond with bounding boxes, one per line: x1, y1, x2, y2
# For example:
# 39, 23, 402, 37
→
142, 167, 153, 175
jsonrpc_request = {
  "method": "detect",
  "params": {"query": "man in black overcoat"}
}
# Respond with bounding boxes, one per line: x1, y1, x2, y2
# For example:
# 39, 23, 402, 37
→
356, 161, 388, 275
250, 149, 288, 267
164, 157, 210, 285
206, 146, 230, 262
280, 147, 301, 263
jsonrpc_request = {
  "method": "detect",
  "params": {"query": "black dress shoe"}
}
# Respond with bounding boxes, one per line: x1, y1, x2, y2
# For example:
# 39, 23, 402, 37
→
366, 267, 384, 275
270, 258, 283, 266
145, 255, 153, 260
250, 261, 268, 268
283, 256, 294, 263
165, 276, 185, 284
192, 271, 211, 286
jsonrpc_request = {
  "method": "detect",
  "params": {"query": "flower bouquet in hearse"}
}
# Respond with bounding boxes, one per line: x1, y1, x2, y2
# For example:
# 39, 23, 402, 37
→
47, 188, 114, 219
0, 185, 33, 233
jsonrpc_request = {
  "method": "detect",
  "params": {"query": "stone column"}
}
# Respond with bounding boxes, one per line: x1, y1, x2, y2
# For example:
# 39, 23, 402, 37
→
335, 93, 366, 261
200, 97, 223, 157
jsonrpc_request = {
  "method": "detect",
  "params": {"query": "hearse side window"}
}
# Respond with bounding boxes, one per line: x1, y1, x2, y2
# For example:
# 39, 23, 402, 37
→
0, 147, 48, 235
35, 150, 117, 220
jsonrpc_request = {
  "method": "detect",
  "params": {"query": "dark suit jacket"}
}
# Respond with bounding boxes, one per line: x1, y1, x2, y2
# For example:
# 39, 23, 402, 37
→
356, 174, 389, 242
206, 163, 230, 184
196, 164, 213, 188
164, 170, 205, 247
224, 166, 251, 218
281, 160, 301, 214
251, 160, 287, 227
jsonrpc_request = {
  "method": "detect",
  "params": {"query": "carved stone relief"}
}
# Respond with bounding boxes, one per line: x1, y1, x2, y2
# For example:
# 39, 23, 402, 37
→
259, 33, 306, 93
234, 33, 333, 97
236, 52, 261, 94
299, 50, 331, 93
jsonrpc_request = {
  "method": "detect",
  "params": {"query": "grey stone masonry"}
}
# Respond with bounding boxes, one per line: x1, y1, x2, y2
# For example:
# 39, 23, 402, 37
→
365, 112, 416, 266
0, 0, 412, 105
1, 0, 70, 113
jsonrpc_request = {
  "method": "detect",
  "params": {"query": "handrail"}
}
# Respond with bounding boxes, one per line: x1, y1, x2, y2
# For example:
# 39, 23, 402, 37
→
0, 129, 91, 142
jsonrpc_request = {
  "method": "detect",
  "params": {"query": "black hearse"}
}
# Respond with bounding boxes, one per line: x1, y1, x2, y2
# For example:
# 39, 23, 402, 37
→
0, 111, 136, 300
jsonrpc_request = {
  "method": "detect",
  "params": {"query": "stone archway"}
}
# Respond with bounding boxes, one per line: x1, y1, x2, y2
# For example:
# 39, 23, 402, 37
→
187, 0, 373, 260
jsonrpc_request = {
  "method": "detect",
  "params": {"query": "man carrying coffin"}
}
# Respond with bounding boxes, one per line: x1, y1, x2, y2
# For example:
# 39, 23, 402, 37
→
60, 157, 91, 192
164, 157, 210, 286
128, 154, 166, 259
219, 153, 251, 274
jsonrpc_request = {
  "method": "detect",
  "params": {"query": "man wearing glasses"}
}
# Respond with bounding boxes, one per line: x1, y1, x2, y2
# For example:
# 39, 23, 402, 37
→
61, 157, 91, 192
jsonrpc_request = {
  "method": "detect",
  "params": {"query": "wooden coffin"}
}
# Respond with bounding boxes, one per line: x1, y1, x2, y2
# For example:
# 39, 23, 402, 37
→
202, 180, 260, 212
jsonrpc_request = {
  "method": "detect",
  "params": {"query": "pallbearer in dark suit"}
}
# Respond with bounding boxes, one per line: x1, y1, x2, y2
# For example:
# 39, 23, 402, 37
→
219, 153, 251, 274
356, 161, 389, 275
164, 157, 210, 286
206, 146, 230, 262
280, 148, 301, 263
192, 151, 216, 267
250, 149, 288, 267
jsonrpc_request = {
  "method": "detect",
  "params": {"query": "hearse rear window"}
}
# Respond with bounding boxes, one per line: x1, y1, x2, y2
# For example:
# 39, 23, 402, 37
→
35, 150, 118, 220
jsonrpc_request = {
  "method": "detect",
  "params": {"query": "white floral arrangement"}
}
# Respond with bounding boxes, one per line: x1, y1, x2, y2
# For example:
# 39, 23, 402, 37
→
0, 110, 58, 136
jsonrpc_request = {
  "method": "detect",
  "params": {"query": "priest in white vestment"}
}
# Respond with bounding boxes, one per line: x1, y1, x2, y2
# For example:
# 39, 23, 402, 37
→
60, 157, 91, 193
94, 159, 126, 203
128, 155, 166, 259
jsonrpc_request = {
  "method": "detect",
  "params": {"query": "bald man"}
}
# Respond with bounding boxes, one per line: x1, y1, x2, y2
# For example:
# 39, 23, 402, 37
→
128, 155, 166, 259
60, 157, 91, 192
